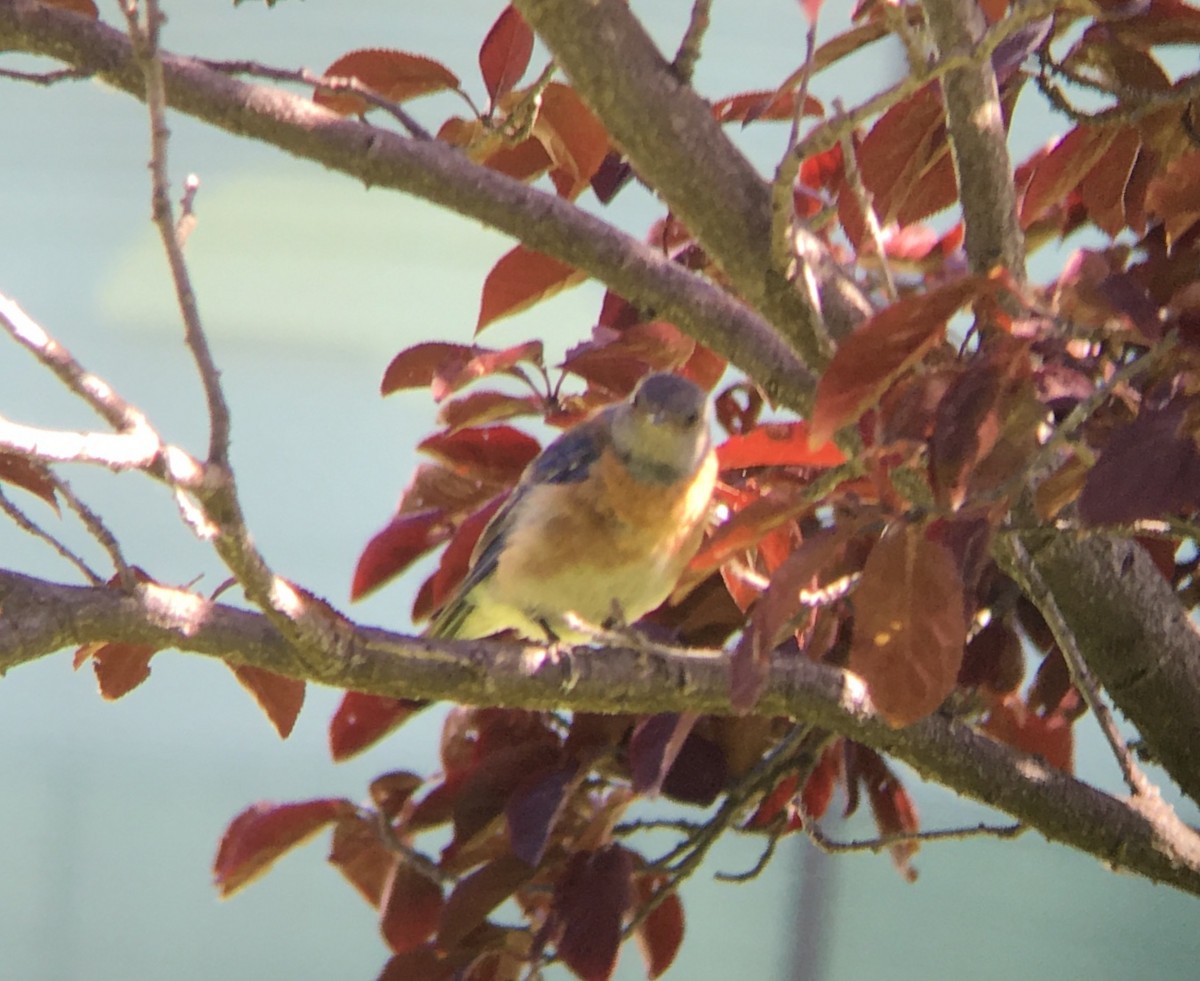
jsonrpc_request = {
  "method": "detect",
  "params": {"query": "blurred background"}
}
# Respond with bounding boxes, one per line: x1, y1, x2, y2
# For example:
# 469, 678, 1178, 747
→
1, 2, 1197, 978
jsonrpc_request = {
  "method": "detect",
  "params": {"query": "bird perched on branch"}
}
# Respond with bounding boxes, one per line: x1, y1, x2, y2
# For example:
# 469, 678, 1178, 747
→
426, 371, 718, 644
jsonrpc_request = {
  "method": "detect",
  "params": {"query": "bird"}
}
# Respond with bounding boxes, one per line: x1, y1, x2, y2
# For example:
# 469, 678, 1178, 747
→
426, 371, 719, 644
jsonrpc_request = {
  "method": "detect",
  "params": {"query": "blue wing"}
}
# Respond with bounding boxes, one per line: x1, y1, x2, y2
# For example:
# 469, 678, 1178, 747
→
425, 414, 610, 638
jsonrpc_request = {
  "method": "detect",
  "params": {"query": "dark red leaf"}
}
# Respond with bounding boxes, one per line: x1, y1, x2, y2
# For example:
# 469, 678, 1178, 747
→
477, 245, 586, 332
370, 771, 427, 821
352, 508, 453, 601
505, 764, 577, 866
628, 713, 698, 796
732, 523, 860, 711
418, 426, 541, 483
329, 692, 427, 761
633, 876, 685, 979
231, 665, 305, 739
315, 49, 460, 116
1079, 399, 1200, 524
35, 0, 98, 15
856, 749, 920, 881
554, 845, 634, 981
1145, 150, 1200, 246
659, 731, 727, 807
958, 618, 1024, 694
380, 860, 445, 954
73, 641, 158, 700
454, 741, 562, 847
213, 798, 355, 897
0, 451, 57, 509
591, 151, 634, 203
809, 275, 989, 445
479, 5, 534, 102
377, 947, 456, 981
717, 422, 845, 470
848, 521, 967, 727
439, 853, 533, 949
328, 813, 393, 907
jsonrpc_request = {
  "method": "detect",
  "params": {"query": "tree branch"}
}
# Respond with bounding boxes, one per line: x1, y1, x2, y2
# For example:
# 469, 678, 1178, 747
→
514, 0, 839, 376
0, 0, 813, 411
2, 566, 1199, 897
921, 0, 1025, 279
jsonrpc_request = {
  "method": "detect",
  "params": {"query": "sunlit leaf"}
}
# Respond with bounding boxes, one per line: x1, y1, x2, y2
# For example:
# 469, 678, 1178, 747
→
314, 49, 460, 116
231, 665, 305, 739
476, 245, 587, 332
479, 5, 534, 103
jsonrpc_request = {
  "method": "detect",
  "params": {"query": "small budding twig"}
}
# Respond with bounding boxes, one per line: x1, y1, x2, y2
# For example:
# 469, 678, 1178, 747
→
770, 21, 819, 279
804, 819, 1025, 855
0, 487, 102, 586
670, 0, 712, 85
53, 475, 137, 589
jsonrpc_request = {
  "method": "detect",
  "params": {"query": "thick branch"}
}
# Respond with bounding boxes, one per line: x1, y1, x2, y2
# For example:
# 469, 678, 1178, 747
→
997, 533, 1200, 806
515, 0, 839, 374
921, 0, 1025, 278
2, 566, 1199, 897
0, 0, 811, 410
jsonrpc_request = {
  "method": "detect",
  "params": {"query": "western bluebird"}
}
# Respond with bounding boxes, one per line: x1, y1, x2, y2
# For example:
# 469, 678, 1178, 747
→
426, 372, 718, 643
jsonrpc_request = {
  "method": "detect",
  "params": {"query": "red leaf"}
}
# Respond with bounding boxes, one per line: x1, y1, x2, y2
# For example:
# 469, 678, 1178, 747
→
1079, 125, 1141, 235
418, 426, 541, 483
380, 859, 445, 954
315, 49, 460, 116
711, 88, 823, 126
1079, 399, 1200, 525
479, 5, 534, 102
658, 731, 727, 806
628, 713, 698, 797
453, 741, 561, 846
438, 390, 542, 432
717, 422, 845, 470
1020, 125, 1121, 229
856, 749, 921, 881
984, 694, 1075, 773
213, 798, 354, 897
328, 813, 394, 907
505, 763, 577, 866
231, 665, 305, 739
477, 245, 587, 332
554, 845, 634, 981
0, 451, 57, 509
731, 523, 860, 711
857, 83, 946, 227
36, 0, 98, 15
438, 852, 533, 949
370, 771, 427, 821
381, 342, 476, 395
633, 876, 685, 979
848, 521, 967, 727
534, 83, 611, 199
809, 275, 988, 445
1145, 150, 1200, 246
74, 641, 158, 700
377, 948, 456, 981
351, 508, 453, 601
329, 692, 426, 761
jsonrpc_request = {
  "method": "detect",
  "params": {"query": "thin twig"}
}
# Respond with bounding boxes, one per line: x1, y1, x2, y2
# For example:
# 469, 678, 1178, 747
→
770, 21, 818, 278
199, 59, 435, 139
53, 475, 137, 589
1008, 536, 1152, 797
805, 819, 1025, 854
670, 0, 712, 85
0, 486, 102, 585
123, 0, 231, 468
715, 815, 787, 883
834, 98, 898, 302
0, 65, 91, 85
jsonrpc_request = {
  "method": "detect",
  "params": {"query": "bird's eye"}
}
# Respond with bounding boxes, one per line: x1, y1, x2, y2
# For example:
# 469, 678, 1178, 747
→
683, 411, 699, 426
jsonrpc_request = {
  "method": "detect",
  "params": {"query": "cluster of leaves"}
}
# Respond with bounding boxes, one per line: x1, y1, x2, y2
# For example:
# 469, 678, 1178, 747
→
11, 1, 1200, 979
